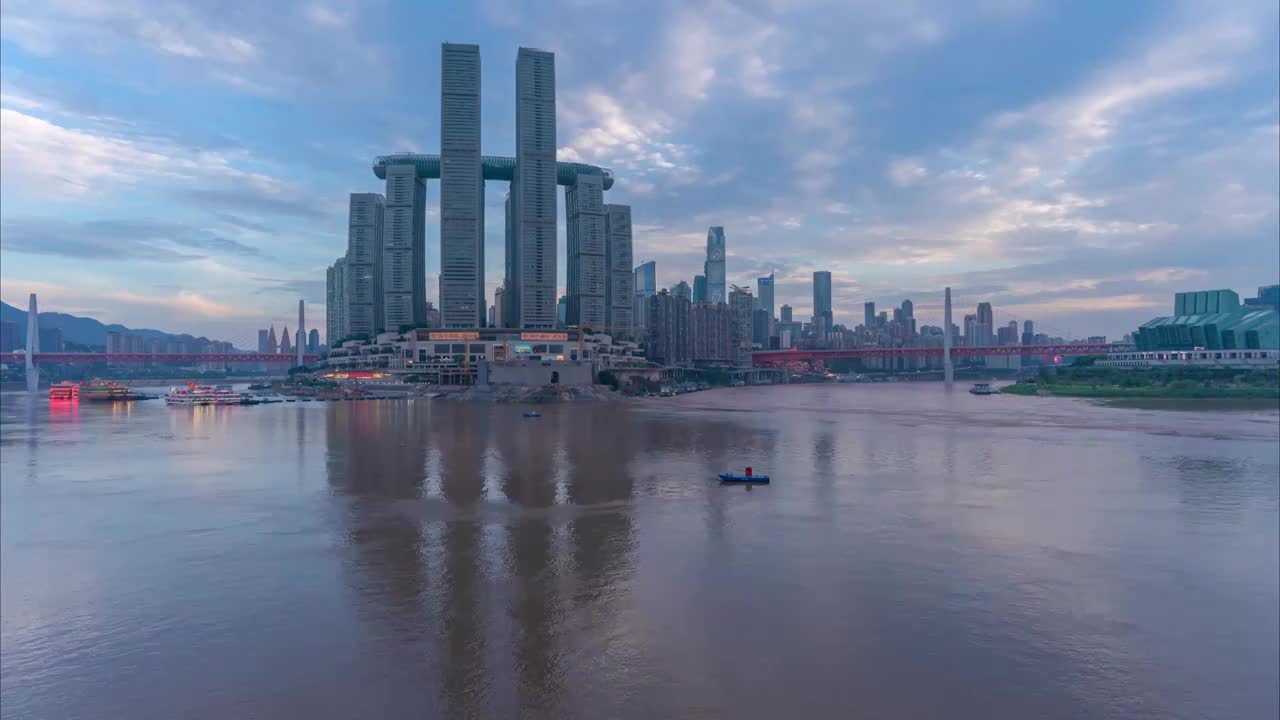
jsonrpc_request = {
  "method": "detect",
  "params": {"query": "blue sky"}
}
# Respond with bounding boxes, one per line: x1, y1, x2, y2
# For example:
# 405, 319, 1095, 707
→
1, 0, 1276, 343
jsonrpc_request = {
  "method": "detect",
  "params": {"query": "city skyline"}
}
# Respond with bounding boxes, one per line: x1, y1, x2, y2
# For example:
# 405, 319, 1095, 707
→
1, 1, 1276, 341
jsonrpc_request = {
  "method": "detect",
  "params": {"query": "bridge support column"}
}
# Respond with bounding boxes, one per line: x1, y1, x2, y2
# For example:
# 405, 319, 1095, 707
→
943, 287, 954, 387
25, 293, 39, 394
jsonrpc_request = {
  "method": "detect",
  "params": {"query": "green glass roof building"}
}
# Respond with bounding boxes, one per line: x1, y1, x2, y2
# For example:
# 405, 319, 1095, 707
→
1134, 289, 1280, 351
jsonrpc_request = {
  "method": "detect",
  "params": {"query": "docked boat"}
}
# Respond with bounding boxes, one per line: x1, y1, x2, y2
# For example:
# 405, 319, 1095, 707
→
719, 467, 770, 484
165, 383, 248, 406
969, 382, 996, 395
80, 379, 133, 401
522, 412, 542, 418
48, 381, 79, 401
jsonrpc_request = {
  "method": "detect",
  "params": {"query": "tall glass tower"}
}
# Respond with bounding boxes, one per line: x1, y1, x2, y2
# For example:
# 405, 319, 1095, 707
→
514, 47, 558, 329
812, 270, 833, 326
705, 226, 726, 304
757, 273, 775, 318
440, 43, 484, 327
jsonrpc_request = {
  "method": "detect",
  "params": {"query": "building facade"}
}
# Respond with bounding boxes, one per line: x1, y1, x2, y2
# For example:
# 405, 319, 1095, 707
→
326, 257, 347, 344
603, 204, 633, 336
757, 273, 775, 319
691, 301, 733, 363
514, 47, 559, 329
566, 174, 607, 328
382, 163, 426, 331
672, 280, 691, 301
704, 227, 726, 303
812, 271, 832, 327
647, 290, 691, 366
730, 286, 754, 366
346, 193, 385, 337
440, 43, 485, 328
1135, 289, 1279, 351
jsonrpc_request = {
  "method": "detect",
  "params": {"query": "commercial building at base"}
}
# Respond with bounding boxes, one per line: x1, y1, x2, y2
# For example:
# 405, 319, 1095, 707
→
1132, 289, 1279, 352
1098, 349, 1279, 369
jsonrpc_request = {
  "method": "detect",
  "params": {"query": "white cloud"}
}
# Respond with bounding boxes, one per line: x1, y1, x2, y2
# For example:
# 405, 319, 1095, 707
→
887, 157, 928, 187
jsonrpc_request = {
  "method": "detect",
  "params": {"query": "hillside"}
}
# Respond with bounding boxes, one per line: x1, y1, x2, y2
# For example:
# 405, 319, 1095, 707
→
0, 301, 229, 350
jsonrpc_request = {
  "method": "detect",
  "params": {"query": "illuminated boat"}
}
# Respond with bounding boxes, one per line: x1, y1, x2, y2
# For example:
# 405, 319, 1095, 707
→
165, 383, 247, 406
80, 379, 133, 401
48, 382, 79, 401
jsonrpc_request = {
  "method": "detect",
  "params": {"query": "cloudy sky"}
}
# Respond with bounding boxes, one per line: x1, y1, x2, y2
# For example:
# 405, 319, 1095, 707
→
1, 0, 1276, 344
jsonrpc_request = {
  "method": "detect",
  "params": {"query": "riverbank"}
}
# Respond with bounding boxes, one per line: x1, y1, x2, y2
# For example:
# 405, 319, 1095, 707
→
1000, 382, 1279, 399
434, 384, 620, 403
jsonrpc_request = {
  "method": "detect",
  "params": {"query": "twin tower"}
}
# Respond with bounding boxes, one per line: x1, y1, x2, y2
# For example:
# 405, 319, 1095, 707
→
343, 44, 632, 339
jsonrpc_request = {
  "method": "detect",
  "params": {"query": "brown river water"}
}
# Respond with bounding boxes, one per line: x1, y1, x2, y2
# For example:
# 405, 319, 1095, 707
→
2, 384, 1277, 719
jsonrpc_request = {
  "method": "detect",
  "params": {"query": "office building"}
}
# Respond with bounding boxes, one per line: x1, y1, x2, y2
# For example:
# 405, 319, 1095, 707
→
901, 299, 913, 320
1135, 289, 1279, 350
647, 290, 691, 366
257, 329, 270, 354
503, 192, 516, 326
812, 271, 833, 326
693, 274, 707, 303
780, 304, 793, 323
672, 280, 692, 301
308, 329, 320, 353
267, 327, 278, 354
566, 174, 607, 327
963, 314, 978, 346
514, 47, 558, 328
1021, 320, 1034, 346
864, 301, 875, 328
440, 43, 485, 328
383, 163, 426, 331
730, 286, 754, 366
634, 260, 656, 298
692, 301, 733, 363
346, 193, 385, 336
0, 321, 17, 353
976, 302, 994, 346
280, 327, 292, 355
704, 227, 726, 303
603, 204, 634, 336
757, 273, 775, 319
326, 257, 347, 343
38, 327, 63, 353
1245, 284, 1280, 311
996, 324, 1017, 345
752, 308, 770, 347
494, 286, 505, 329
557, 296, 568, 328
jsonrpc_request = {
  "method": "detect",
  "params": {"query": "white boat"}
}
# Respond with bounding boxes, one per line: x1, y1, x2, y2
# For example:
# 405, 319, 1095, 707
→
969, 382, 996, 395
165, 383, 248, 406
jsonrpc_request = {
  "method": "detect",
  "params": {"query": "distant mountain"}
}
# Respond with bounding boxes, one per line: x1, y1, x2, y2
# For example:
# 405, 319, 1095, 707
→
0, 301, 230, 350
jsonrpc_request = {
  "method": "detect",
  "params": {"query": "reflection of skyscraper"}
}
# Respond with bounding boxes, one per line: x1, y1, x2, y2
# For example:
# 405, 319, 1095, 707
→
440, 43, 485, 328
704, 227, 726, 304
514, 47, 558, 329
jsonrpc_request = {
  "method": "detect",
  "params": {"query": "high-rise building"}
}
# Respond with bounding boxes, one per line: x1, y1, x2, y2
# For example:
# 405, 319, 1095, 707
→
647, 290, 690, 366
604, 204, 634, 336
257, 329, 270, 354
487, 305, 496, 327
780, 304, 793, 323
634, 260, 656, 298
280, 326, 292, 355
752, 308, 770, 347
812, 271, 833, 326
514, 47, 558, 329
308, 329, 320, 353
346, 193, 385, 337
326, 257, 347, 343
557, 296, 568, 328
691, 301, 733, 363
0, 321, 17, 353
38, 327, 63, 353
672, 280, 692, 301
383, 163, 426, 331
494, 286, 505, 328
704, 227, 726, 303
693, 274, 707, 303
757, 273, 775, 318
864, 301, 875, 328
503, 192, 516, 326
440, 43, 485, 328
566, 174, 606, 328
901, 299, 913, 319
729, 286, 754, 366
963, 314, 978, 346
1246, 284, 1280, 311
1021, 320, 1034, 346
976, 302, 994, 346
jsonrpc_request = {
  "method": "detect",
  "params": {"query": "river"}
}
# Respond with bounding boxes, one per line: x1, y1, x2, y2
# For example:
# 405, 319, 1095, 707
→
2, 385, 1277, 719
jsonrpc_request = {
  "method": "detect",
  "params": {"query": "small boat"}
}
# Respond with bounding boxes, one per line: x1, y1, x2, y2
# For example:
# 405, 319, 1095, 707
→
719, 467, 770, 484
969, 382, 995, 395
522, 412, 542, 418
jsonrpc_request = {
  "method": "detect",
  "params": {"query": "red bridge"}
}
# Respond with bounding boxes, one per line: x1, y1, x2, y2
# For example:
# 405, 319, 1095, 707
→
751, 344, 1119, 366
23, 353, 320, 365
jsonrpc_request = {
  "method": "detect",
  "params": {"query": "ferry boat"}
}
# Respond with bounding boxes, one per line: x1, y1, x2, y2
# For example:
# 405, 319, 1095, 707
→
165, 383, 247, 406
969, 382, 996, 395
48, 381, 79, 401
80, 379, 132, 401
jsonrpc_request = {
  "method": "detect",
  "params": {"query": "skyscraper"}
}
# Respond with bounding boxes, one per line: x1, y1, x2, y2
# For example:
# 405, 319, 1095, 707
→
647, 290, 691, 366
780, 304, 793, 323
440, 43, 485, 328
634, 260, 656, 298
693, 274, 707, 303
901, 299, 913, 319
1021, 320, 1034, 346
976, 302, 994, 346
757, 273, 775, 319
383, 164, 426, 331
346, 193, 384, 337
812, 271, 833, 326
514, 47, 558, 329
308, 329, 320, 353
566, 174, 606, 327
691, 301, 733, 363
503, 192, 516, 326
729, 286, 754, 366
704, 227, 726, 303
326, 257, 347, 344
604, 204, 634, 336
267, 326, 278, 354
672, 280, 692, 301
280, 326, 292, 355
864, 301, 875, 328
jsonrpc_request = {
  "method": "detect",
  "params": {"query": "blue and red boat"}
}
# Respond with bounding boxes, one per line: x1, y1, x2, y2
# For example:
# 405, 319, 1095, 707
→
719, 467, 770, 484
